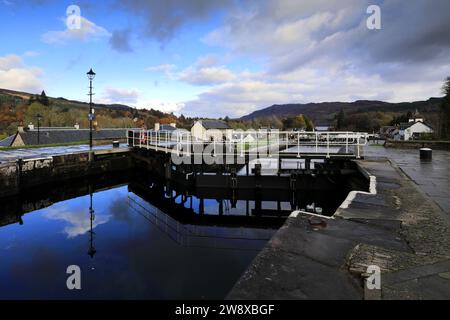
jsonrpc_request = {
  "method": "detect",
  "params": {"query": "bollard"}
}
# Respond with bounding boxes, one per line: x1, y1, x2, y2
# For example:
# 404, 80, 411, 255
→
420, 148, 432, 161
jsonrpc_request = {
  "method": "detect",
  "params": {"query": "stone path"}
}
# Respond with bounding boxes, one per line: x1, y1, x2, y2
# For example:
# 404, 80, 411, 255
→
228, 157, 450, 300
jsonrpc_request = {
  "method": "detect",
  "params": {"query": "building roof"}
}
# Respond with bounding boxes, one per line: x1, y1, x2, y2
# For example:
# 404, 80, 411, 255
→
0, 134, 16, 147
14, 128, 127, 146
399, 122, 412, 130
160, 124, 177, 131
399, 121, 434, 131
198, 120, 231, 130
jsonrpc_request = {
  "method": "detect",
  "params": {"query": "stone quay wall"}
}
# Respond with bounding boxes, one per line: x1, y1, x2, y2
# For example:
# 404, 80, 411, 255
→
0, 149, 133, 198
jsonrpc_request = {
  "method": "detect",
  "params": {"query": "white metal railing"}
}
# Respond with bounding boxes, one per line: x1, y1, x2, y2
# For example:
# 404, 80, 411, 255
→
127, 129, 368, 158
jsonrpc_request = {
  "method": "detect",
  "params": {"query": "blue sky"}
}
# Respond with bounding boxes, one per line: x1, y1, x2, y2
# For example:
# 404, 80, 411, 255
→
1, 0, 449, 118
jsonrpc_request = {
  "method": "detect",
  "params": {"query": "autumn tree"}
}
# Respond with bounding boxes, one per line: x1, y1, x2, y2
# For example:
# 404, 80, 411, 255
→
282, 114, 313, 130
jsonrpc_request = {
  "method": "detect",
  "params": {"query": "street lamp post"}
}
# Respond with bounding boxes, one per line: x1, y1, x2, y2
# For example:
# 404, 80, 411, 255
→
87, 68, 96, 150
36, 113, 42, 145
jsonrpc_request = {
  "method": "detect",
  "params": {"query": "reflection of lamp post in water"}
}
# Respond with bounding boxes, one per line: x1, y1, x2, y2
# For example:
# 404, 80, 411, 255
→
87, 185, 96, 259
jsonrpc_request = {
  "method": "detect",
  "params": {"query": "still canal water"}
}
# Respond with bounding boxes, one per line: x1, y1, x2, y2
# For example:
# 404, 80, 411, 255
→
0, 180, 282, 299
0, 159, 361, 300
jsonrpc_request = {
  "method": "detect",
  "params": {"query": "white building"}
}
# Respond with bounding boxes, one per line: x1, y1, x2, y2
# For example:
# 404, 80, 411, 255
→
191, 120, 233, 141
399, 122, 434, 140
397, 111, 434, 140
315, 125, 331, 132
154, 122, 177, 132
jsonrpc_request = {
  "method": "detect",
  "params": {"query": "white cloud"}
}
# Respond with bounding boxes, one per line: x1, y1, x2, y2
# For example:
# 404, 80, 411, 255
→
146, 59, 236, 86
0, 54, 43, 92
100, 86, 184, 113
145, 64, 176, 73
182, 78, 305, 117
180, 58, 448, 118
195, 54, 221, 67
179, 0, 450, 117
140, 99, 185, 114
0, 54, 22, 70
102, 87, 141, 105
23, 51, 40, 57
44, 207, 110, 239
203, 0, 367, 73
42, 16, 110, 44
178, 66, 236, 86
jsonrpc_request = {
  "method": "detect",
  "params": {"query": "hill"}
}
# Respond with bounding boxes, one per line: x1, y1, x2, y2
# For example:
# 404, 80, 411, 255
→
0, 88, 182, 138
0, 88, 133, 112
241, 98, 444, 124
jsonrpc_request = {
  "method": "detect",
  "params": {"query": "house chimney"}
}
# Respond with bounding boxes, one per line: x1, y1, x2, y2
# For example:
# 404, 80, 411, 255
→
28, 123, 35, 130
170, 122, 176, 128
74, 123, 80, 130
18, 124, 24, 133
154, 123, 160, 131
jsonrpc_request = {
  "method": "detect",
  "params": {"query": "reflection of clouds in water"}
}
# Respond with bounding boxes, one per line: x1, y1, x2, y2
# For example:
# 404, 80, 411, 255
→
44, 207, 110, 238
109, 197, 132, 223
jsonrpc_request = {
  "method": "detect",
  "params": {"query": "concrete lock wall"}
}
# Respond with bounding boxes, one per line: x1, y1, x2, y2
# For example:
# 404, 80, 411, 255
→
0, 163, 19, 197
0, 149, 133, 198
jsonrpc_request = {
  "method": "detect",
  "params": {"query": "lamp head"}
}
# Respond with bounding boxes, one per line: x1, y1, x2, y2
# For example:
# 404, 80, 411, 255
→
87, 68, 96, 80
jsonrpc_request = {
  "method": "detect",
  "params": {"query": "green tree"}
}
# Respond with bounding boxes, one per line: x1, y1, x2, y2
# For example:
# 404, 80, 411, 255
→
440, 77, 450, 139
336, 109, 346, 130
39, 90, 50, 106
304, 115, 314, 131
390, 113, 410, 126
25, 102, 51, 126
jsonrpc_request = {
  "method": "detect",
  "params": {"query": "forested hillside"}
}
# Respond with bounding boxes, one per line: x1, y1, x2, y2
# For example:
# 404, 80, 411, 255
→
0, 88, 184, 140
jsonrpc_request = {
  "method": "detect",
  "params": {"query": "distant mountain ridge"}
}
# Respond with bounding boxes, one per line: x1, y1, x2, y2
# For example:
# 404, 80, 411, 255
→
240, 98, 444, 123
0, 88, 132, 112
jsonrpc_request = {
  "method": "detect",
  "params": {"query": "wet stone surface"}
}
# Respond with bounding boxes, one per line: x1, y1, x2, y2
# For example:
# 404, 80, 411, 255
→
364, 145, 450, 216
229, 153, 450, 300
